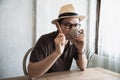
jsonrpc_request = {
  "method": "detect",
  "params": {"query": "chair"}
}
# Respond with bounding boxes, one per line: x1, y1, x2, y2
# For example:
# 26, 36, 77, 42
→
87, 54, 120, 73
23, 47, 33, 75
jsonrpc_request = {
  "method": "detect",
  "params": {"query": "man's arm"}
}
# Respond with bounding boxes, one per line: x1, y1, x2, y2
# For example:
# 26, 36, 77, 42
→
28, 50, 61, 79
76, 52, 87, 71
71, 29, 87, 70
28, 32, 67, 79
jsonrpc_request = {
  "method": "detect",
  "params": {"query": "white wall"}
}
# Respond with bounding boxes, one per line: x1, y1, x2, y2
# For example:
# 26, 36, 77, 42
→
0, 0, 34, 79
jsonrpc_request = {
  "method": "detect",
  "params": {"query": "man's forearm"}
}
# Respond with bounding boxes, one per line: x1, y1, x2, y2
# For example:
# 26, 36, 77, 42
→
28, 50, 61, 79
76, 53, 87, 71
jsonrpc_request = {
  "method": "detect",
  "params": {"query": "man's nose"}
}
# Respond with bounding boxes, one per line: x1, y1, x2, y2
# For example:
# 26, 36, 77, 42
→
71, 26, 76, 29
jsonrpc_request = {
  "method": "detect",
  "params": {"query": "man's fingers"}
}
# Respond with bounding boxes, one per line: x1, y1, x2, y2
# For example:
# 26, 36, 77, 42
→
55, 22, 63, 33
65, 40, 68, 45
79, 29, 84, 34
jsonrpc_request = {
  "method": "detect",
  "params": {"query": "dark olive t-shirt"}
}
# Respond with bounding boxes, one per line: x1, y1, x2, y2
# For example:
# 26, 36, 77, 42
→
30, 31, 78, 73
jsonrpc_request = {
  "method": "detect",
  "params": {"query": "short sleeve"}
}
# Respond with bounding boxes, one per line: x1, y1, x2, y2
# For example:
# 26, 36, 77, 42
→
29, 31, 57, 63
30, 36, 47, 63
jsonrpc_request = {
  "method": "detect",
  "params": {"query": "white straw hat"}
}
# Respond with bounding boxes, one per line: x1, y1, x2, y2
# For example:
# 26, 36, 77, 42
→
51, 4, 86, 24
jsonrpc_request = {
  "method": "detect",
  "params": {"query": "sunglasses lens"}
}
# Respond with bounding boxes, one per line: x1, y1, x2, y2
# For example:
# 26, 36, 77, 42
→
62, 22, 81, 29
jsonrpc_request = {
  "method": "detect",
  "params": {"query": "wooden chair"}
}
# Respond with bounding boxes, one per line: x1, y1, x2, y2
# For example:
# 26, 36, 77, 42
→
22, 47, 33, 75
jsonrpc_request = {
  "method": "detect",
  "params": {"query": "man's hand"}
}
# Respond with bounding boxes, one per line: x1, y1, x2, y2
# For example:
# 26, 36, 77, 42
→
71, 29, 84, 54
54, 33, 68, 55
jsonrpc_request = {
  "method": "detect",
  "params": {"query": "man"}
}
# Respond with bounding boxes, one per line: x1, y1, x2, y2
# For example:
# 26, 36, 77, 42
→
28, 4, 87, 79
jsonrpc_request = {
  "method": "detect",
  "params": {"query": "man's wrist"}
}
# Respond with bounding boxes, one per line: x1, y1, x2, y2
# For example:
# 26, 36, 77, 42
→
77, 49, 84, 55
78, 52, 84, 56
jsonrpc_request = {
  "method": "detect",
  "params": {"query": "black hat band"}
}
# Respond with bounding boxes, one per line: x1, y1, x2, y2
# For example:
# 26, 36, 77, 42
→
58, 12, 78, 18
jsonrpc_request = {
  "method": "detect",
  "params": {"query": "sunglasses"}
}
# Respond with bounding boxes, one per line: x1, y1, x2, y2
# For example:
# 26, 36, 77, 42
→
61, 22, 81, 29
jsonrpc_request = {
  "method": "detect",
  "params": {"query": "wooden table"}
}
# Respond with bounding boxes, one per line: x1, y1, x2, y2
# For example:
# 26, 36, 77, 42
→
1, 67, 120, 80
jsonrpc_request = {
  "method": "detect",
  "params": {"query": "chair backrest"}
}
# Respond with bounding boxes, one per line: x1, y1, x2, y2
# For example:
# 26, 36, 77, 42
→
23, 47, 33, 75
87, 54, 120, 73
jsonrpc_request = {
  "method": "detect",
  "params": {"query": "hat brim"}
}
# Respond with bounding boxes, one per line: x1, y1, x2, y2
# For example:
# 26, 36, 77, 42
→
51, 15, 86, 24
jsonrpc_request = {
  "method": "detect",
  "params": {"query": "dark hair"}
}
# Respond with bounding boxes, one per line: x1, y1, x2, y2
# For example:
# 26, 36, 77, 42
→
57, 18, 64, 25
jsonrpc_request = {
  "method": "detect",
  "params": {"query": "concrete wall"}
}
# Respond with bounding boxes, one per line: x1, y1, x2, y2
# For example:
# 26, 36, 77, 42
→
0, 0, 35, 79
